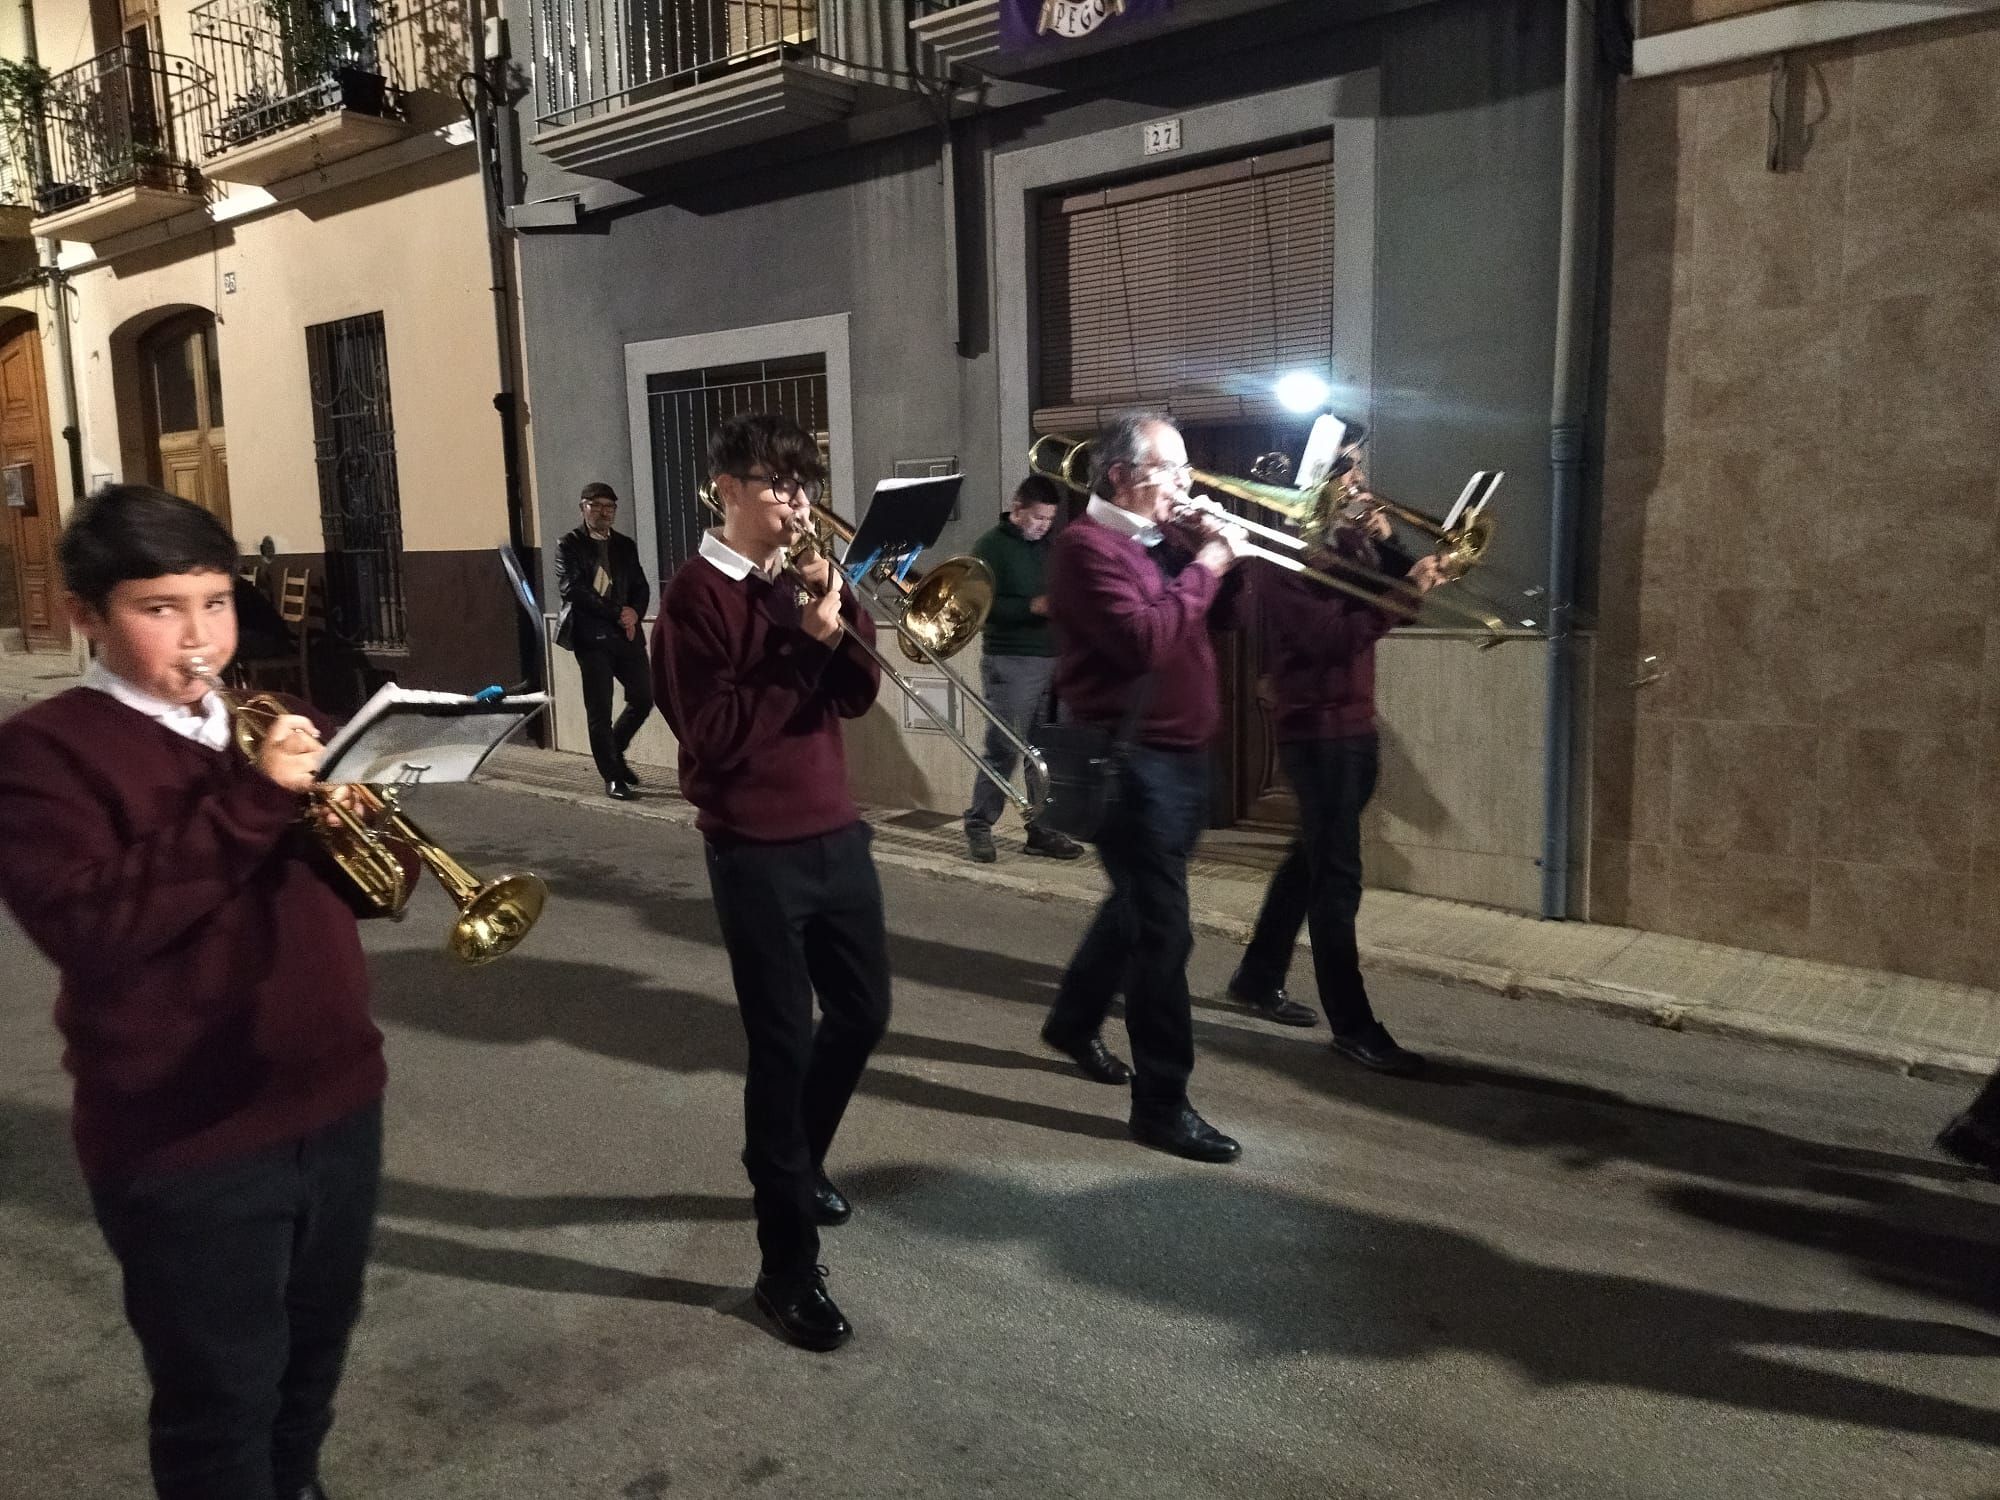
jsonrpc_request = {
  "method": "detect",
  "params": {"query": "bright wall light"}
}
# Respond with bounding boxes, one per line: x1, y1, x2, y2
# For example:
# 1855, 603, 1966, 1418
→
1274, 370, 1331, 414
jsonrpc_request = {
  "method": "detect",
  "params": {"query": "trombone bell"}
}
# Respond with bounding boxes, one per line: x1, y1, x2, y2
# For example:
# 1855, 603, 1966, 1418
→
899, 556, 994, 663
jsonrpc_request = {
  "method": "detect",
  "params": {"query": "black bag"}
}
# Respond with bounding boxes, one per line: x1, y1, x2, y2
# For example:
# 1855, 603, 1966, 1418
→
1033, 676, 1155, 844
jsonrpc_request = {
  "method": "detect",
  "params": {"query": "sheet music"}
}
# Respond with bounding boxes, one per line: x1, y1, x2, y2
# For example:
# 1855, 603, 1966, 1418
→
315, 684, 548, 787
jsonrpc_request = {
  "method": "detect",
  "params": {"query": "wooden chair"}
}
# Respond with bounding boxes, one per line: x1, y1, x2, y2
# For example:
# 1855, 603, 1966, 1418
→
238, 567, 313, 700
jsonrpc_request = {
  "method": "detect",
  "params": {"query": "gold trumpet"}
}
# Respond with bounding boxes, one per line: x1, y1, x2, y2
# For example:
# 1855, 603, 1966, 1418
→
189, 661, 547, 965
696, 487, 1050, 819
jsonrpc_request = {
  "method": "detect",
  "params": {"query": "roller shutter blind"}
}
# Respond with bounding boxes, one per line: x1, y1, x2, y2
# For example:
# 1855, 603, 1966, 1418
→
1033, 139, 1334, 434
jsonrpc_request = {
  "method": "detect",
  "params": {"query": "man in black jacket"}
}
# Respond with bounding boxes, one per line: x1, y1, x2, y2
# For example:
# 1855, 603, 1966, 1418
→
557, 482, 653, 800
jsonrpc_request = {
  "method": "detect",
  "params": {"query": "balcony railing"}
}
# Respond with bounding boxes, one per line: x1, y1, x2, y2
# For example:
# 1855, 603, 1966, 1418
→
0, 128, 34, 212
33, 44, 210, 214
534, 0, 819, 130
191, 0, 471, 152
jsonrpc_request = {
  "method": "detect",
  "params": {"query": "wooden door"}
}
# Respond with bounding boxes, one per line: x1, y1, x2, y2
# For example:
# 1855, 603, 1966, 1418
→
0, 322, 68, 651
1183, 418, 1318, 831
142, 312, 230, 529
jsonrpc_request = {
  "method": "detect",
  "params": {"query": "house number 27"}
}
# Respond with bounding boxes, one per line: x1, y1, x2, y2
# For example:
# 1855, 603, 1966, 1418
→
1142, 118, 1183, 156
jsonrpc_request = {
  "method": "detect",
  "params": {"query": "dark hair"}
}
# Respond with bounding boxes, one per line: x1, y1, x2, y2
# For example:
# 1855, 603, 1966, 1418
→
1010, 474, 1062, 511
58, 484, 239, 609
580, 482, 619, 505
1090, 410, 1174, 498
706, 411, 826, 484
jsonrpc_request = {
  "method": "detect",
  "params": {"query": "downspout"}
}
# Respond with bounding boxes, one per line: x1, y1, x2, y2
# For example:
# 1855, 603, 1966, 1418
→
20, 0, 86, 510
1539, 0, 1601, 919
463, 5, 541, 695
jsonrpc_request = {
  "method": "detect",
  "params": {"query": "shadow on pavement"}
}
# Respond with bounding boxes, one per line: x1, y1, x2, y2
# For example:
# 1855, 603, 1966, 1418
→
846, 1161, 2000, 1449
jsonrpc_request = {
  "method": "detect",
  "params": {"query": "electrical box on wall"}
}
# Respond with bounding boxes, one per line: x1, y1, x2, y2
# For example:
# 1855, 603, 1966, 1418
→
899, 674, 958, 735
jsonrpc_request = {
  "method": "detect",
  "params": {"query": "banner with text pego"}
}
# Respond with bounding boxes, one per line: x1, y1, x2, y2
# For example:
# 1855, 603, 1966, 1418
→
999, 0, 1174, 51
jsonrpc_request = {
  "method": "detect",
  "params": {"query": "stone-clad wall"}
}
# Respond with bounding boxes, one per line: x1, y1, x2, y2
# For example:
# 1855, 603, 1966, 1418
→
1589, 13, 2000, 983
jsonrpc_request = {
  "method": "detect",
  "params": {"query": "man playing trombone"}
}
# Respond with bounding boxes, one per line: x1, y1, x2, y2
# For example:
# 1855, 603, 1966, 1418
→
651, 411, 889, 1352
1227, 453, 1445, 1074
1040, 410, 1252, 1163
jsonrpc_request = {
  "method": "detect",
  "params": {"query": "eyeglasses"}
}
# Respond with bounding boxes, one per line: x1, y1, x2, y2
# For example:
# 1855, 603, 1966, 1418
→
735, 471, 824, 505
1134, 462, 1194, 484
581, 500, 618, 512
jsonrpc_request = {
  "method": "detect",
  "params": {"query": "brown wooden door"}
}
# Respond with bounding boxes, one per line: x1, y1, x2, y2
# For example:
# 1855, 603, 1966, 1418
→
1182, 418, 1318, 831
0, 322, 68, 652
142, 311, 230, 528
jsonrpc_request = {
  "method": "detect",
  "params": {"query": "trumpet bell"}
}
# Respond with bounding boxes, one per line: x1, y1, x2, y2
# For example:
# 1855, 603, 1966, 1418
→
897, 556, 994, 664
448, 872, 548, 966
1439, 514, 1493, 579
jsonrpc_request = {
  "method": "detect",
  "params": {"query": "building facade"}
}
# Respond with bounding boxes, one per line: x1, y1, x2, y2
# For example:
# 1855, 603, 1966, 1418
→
506, 0, 1582, 913
1590, 0, 2000, 985
0, 0, 524, 700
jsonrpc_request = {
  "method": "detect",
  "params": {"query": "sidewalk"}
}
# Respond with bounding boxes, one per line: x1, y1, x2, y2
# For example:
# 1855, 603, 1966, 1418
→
486, 742, 2000, 1087
3, 643, 1993, 1087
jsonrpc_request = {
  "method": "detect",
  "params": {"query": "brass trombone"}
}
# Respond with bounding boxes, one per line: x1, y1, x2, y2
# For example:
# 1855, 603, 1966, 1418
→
696, 487, 1050, 820
189, 662, 548, 965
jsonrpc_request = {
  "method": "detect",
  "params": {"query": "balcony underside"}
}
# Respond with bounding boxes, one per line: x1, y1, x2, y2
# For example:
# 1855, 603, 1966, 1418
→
31, 184, 207, 245
909, 0, 1001, 73
203, 109, 417, 187
536, 60, 858, 181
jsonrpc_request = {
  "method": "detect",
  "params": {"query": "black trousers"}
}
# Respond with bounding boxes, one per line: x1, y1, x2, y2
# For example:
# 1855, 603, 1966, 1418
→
576, 630, 653, 782
1046, 746, 1209, 1119
89, 1101, 383, 1500
1964, 1067, 2000, 1133
703, 822, 892, 1276
1236, 736, 1381, 1035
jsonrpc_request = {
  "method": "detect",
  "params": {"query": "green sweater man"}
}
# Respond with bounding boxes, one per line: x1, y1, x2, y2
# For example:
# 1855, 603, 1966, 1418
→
964, 475, 1081, 862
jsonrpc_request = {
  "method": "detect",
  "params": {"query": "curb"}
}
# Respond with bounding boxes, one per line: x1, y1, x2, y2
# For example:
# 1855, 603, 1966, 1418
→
470, 770, 2000, 1088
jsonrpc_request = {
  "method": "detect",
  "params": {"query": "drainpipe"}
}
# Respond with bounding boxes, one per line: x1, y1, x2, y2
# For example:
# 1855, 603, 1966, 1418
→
19, 0, 86, 510
1539, 0, 1602, 920
464, 4, 541, 695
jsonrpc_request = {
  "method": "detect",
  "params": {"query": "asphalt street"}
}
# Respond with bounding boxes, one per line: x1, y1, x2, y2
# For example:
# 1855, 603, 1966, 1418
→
2, 784, 1996, 1499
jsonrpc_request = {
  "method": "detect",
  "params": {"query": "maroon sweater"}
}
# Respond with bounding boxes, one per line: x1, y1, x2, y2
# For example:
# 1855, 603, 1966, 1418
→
0, 689, 386, 1182
1255, 541, 1402, 742
1047, 515, 1240, 749
652, 555, 882, 842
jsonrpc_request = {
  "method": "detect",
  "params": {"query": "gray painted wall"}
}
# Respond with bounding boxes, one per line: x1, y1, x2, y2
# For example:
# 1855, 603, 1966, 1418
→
514, 0, 1566, 607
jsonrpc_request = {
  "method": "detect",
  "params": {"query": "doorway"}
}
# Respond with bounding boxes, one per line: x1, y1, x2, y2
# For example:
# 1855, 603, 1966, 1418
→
140, 310, 230, 528
0, 321, 67, 652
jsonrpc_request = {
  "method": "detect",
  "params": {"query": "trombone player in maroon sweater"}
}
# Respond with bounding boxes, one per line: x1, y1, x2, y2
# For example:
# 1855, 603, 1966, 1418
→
1039, 411, 1251, 1163
0, 486, 385, 1500
652, 411, 889, 1352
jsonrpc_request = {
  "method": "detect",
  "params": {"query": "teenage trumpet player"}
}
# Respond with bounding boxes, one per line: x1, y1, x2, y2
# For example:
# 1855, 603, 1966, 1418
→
1040, 410, 1255, 1163
0, 486, 391, 1500
651, 411, 890, 1352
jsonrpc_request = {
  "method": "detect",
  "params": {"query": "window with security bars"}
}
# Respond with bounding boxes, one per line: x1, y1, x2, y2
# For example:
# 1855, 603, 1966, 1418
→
645, 355, 829, 577
306, 312, 406, 650
1034, 140, 1334, 433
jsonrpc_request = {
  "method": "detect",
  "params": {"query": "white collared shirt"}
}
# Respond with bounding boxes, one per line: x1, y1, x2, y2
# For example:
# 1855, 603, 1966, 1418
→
1086, 495, 1161, 545
698, 527, 785, 583
83, 660, 233, 751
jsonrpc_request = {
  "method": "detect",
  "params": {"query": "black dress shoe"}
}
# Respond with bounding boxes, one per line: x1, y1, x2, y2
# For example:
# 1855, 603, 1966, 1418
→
605, 779, 638, 801
1226, 980, 1319, 1028
1130, 1104, 1241, 1163
619, 762, 644, 787
1040, 1023, 1133, 1085
1937, 1113, 2000, 1180
1024, 825, 1084, 860
753, 1267, 852, 1352
1331, 1025, 1426, 1077
811, 1174, 852, 1226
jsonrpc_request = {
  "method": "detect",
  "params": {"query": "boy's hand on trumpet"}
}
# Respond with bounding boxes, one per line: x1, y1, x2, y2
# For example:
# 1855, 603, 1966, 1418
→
254, 714, 326, 795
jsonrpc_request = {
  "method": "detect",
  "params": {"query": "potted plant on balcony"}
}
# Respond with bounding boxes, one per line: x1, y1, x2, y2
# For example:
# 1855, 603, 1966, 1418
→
262, 0, 402, 123
0, 60, 79, 213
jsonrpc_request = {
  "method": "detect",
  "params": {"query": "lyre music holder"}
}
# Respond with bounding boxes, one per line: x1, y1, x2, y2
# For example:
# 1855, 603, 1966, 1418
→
838, 474, 965, 586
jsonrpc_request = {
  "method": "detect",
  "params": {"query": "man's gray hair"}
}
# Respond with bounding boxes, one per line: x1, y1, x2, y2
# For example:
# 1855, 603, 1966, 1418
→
1089, 410, 1175, 499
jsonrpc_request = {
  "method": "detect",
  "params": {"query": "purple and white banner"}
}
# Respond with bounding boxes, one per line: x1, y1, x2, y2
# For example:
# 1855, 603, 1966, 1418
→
998, 0, 1175, 51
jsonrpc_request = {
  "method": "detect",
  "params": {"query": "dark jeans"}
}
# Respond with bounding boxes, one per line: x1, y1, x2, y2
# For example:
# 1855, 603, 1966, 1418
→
1046, 746, 1209, 1118
89, 1101, 383, 1500
964, 653, 1055, 830
704, 822, 892, 1276
1237, 737, 1381, 1035
576, 630, 653, 782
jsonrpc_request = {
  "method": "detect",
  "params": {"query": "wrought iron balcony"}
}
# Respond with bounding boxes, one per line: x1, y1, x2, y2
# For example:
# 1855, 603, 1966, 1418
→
190, 0, 469, 185
534, 0, 821, 130
530, 0, 885, 178
29, 43, 212, 243
0, 127, 35, 233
